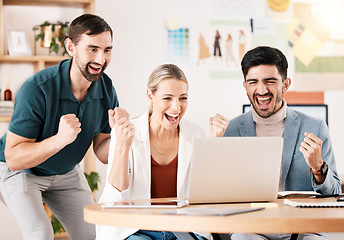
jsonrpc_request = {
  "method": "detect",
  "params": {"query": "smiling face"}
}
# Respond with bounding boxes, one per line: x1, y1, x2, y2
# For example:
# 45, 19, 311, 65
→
148, 78, 188, 131
244, 64, 291, 118
69, 31, 113, 82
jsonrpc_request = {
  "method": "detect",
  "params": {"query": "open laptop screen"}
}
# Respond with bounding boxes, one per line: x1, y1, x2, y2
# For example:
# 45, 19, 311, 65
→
188, 137, 283, 204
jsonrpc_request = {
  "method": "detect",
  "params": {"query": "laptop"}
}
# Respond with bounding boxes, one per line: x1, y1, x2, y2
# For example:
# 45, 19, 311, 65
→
188, 137, 283, 204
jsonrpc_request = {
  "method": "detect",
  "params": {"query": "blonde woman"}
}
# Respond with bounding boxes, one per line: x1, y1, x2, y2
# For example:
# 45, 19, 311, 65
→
97, 64, 210, 240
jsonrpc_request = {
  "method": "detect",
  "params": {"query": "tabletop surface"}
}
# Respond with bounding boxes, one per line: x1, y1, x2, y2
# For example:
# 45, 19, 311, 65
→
84, 198, 344, 234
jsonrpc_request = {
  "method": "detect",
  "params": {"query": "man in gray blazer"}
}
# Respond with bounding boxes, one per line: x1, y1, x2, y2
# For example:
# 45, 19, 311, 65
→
224, 46, 341, 240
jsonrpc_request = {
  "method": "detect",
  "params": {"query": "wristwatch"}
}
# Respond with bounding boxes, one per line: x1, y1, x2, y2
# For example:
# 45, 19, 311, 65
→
320, 161, 329, 176
312, 162, 328, 176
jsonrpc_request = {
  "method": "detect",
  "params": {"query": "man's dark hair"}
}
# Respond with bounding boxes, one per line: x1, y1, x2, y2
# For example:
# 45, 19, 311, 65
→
68, 14, 113, 45
241, 46, 288, 80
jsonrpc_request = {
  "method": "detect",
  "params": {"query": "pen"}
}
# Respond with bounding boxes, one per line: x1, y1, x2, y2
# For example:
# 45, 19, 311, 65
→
315, 194, 341, 198
250, 19, 254, 33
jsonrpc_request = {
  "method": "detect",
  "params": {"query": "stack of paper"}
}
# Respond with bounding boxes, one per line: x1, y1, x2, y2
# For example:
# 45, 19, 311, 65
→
284, 199, 344, 208
278, 191, 321, 198
0, 101, 13, 116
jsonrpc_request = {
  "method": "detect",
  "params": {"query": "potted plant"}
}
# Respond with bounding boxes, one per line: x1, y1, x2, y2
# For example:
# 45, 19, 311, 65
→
33, 21, 69, 55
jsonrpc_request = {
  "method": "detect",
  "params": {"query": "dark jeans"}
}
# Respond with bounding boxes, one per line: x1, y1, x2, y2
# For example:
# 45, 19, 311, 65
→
126, 230, 206, 240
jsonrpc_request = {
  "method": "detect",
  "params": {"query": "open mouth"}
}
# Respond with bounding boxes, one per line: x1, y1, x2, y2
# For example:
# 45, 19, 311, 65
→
256, 96, 272, 109
88, 63, 102, 74
165, 113, 179, 124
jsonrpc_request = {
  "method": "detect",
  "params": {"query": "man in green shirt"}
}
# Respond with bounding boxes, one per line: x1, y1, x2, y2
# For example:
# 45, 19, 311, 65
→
0, 14, 125, 240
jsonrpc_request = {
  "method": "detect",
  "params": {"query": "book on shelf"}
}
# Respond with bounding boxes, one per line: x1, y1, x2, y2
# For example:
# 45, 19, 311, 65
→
0, 108, 13, 116
0, 101, 13, 108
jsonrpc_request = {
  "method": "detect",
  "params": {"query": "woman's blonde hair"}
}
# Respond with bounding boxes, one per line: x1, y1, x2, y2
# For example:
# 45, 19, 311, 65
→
147, 64, 188, 94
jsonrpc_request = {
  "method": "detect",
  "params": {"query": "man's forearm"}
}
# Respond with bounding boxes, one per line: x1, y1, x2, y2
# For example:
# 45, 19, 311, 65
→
5, 133, 64, 171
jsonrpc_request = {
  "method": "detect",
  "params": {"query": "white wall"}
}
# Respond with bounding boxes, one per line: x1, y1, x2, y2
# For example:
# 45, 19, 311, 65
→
93, 0, 256, 198
95, 0, 264, 128
2, 0, 343, 201
94, 0, 344, 199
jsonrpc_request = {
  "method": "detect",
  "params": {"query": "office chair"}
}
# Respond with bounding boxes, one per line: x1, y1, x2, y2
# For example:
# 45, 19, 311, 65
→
0, 200, 24, 240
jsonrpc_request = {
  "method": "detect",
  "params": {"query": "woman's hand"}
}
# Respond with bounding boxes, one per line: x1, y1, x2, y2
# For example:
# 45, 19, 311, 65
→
109, 110, 134, 192
115, 117, 135, 147
108, 107, 130, 129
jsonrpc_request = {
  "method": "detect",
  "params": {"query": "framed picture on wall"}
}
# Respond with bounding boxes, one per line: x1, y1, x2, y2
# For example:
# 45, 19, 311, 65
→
6, 28, 32, 56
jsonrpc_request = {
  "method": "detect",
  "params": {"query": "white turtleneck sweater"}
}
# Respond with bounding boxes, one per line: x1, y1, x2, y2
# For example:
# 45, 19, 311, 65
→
251, 99, 287, 191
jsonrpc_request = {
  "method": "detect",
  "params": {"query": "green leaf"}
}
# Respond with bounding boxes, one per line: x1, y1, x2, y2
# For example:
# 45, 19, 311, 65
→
42, 21, 51, 27
84, 172, 101, 192
61, 27, 69, 36
49, 41, 59, 54
50, 214, 64, 234
35, 33, 44, 41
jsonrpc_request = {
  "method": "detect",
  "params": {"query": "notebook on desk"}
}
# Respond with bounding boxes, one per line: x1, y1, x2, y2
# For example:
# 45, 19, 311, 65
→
188, 137, 283, 204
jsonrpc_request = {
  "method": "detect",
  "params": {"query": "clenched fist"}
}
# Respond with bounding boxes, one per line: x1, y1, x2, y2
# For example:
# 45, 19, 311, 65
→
108, 107, 130, 129
56, 114, 81, 148
209, 114, 229, 137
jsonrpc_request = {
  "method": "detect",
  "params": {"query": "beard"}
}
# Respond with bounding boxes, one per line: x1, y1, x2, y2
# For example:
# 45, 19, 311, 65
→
249, 91, 283, 118
75, 55, 107, 83
80, 62, 107, 82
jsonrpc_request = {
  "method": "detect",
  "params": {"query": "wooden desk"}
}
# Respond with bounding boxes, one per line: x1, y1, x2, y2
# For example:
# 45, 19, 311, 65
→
84, 198, 344, 234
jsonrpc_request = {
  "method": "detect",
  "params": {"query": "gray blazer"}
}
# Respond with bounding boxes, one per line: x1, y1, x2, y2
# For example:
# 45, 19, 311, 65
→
224, 107, 341, 194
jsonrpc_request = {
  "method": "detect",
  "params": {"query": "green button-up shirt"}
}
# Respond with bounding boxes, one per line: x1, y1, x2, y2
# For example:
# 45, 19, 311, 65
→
0, 58, 118, 176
